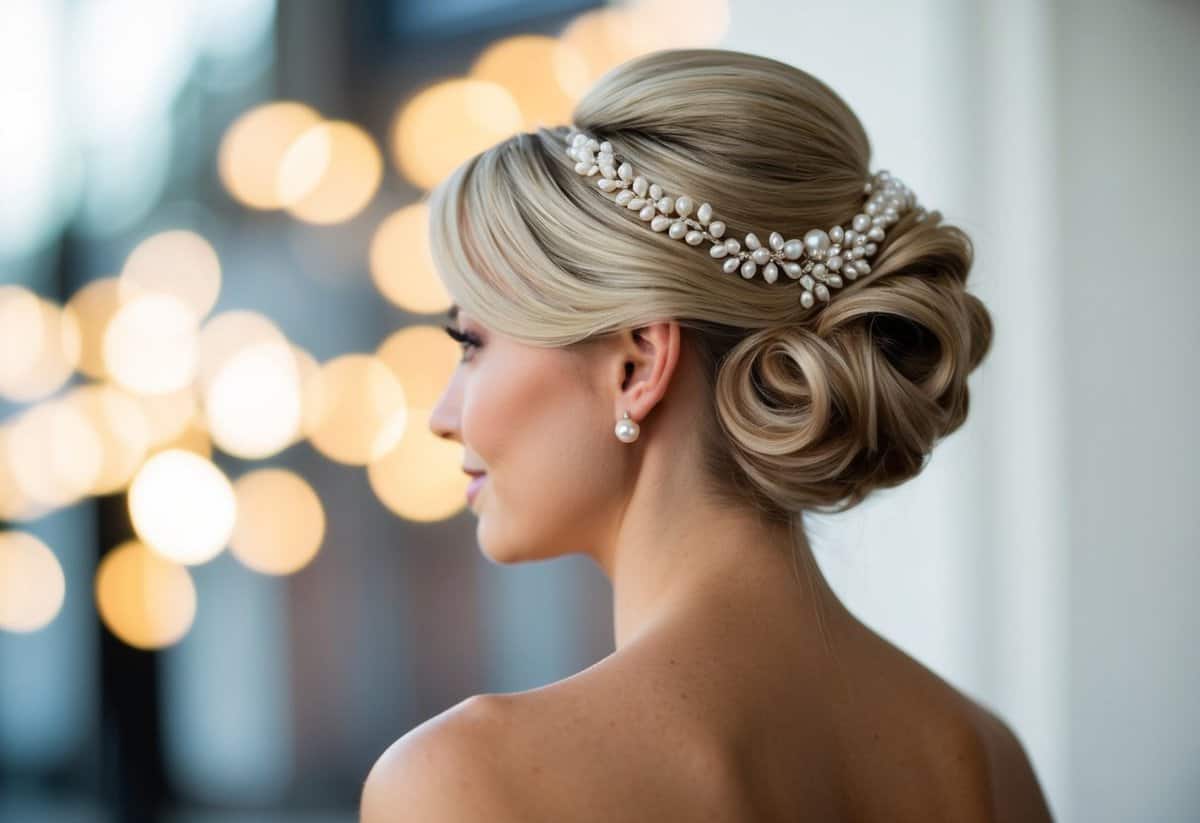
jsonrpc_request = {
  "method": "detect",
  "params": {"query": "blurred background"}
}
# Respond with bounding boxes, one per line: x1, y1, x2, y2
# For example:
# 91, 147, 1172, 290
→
0, 0, 1196, 821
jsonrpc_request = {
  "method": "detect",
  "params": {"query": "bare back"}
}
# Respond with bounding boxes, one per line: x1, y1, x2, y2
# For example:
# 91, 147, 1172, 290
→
470, 608, 1052, 822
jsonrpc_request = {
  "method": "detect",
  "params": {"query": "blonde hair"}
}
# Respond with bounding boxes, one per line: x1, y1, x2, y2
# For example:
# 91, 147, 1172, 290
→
428, 48, 992, 536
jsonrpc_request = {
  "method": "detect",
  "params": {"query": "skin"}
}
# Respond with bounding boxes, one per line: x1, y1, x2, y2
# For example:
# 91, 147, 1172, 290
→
360, 310, 1055, 822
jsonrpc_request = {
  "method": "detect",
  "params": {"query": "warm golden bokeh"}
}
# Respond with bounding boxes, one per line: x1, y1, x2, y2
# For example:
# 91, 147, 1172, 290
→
62, 383, 152, 496
195, 309, 289, 393
94, 540, 197, 650
64, 276, 124, 381
367, 415, 469, 522
368, 202, 452, 315
391, 78, 524, 190
284, 344, 320, 450
303, 354, 409, 466
136, 384, 200, 449
0, 294, 82, 403
103, 293, 200, 396
4, 399, 104, 510
0, 285, 44, 392
623, 0, 729, 54
559, 0, 729, 87
278, 120, 383, 224
229, 468, 326, 575
147, 417, 213, 461
0, 531, 66, 633
470, 34, 589, 129
218, 101, 324, 210
559, 6, 650, 87
0, 425, 51, 523
118, 230, 223, 321
205, 339, 303, 459
375, 324, 460, 411
371, 326, 465, 517
128, 449, 236, 565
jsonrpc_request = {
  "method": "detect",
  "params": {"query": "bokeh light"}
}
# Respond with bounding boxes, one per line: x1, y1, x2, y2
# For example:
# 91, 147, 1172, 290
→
65, 276, 124, 381
135, 383, 200, 449
559, 0, 729, 87
0, 293, 82, 403
277, 120, 383, 224
62, 382, 152, 495
369, 325, 467, 521
118, 229, 222, 321
368, 202, 452, 315
391, 78, 523, 190
368, 422, 469, 523
0, 531, 66, 633
94, 539, 196, 650
4, 399, 104, 509
559, 6, 651, 87
195, 309, 288, 392
374, 324, 460, 411
0, 285, 45, 392
218, 101, 324, 210
204, 338, 304, 459
469, 35, 589, 128
284, 344, 320, 451
624, 0, 729, 54
195, 310, 304, 457
103, 292, 199, 396
147, 417, 212, 461
303, 354, 408, 466
127, 449, 235, 565
0, 424, 52, 523
229, 468, 326, 575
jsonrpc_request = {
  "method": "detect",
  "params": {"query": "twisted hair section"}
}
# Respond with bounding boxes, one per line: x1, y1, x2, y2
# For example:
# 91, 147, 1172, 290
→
710, 210, 990, 515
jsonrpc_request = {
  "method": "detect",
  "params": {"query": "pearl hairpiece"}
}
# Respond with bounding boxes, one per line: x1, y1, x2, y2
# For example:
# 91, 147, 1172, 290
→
564, 129, 922, 310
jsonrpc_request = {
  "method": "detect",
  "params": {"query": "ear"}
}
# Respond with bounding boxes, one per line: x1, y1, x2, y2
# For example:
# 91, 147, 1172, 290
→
610, 320, 682, 426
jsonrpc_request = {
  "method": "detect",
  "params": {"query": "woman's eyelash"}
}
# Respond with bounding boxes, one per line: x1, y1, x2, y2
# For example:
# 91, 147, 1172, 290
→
442, 325, 481, 354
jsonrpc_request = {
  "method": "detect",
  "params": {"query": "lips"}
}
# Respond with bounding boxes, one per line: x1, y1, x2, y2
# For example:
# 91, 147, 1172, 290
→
466, 473, 486, 504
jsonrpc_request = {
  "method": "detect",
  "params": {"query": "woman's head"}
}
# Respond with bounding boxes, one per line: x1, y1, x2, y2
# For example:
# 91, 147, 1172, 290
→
427, 48, 992, 563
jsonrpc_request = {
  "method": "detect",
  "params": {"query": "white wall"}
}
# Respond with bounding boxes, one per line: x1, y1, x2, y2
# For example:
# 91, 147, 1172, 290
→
1056, 2, 1200, 821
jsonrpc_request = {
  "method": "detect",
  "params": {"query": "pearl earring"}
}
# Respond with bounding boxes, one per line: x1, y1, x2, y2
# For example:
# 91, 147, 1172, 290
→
614, 410, 640, 443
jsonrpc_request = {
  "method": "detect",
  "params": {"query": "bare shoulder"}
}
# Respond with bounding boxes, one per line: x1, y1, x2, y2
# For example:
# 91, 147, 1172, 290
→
837, 617, 1055, 821
959, 695, 1056, 822
360, 694, 525, 823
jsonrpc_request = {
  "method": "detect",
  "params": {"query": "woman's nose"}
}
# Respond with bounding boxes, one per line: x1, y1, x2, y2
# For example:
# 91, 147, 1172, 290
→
427, 383, 461, 443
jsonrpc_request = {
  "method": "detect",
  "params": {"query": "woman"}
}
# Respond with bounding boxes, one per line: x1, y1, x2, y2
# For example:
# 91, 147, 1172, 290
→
361, 48, 1054, 821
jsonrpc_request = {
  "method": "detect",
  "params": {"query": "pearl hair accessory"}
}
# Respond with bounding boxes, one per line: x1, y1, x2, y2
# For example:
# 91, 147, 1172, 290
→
565, 129, 923, 310
614, 410, 640, 444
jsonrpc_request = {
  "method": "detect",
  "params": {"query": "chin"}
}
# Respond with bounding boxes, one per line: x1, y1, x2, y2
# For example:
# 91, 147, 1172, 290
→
474, 517, 514, 565
476, 531, 531, 565
478, 543, 531, 566
474, 518, 560, 566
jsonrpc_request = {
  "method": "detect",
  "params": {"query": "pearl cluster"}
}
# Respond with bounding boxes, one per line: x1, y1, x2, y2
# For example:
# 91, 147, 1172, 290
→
565, 130, 922, 310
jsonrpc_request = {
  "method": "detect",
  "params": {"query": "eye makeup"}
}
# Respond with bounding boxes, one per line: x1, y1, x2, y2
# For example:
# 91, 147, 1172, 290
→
442, 325, 482, 360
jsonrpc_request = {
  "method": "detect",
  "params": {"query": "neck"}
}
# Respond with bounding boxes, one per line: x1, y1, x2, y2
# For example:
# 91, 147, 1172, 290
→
592, 462, 841, 651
